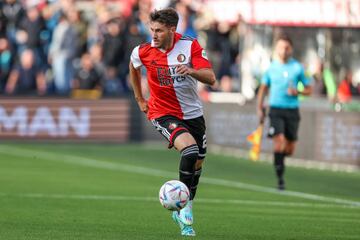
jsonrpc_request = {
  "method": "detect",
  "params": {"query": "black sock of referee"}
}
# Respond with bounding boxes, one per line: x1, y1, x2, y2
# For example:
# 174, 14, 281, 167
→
190, 168, 202, 200
179, 144, 199, 193
274, 152, 285, 183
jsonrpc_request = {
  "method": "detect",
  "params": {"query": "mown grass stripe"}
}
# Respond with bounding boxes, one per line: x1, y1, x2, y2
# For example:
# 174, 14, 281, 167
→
0, 145, 359, 208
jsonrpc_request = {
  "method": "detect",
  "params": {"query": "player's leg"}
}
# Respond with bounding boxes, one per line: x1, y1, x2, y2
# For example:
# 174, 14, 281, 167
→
175, 117, 207, 230
273, 133, 286, 189
173, 132, 199, 191
191, 160, 204, 199
184, 116, 207, 200
151, 115, 198, 236
284, 108, 300, 156
175, 116, 207, 235
174, 159, 203, 226
173, 132, 198, 236
279, 108, 300, 190
151, 116, 198, 190
284, 140, 297, 156
268, 108, 286, 189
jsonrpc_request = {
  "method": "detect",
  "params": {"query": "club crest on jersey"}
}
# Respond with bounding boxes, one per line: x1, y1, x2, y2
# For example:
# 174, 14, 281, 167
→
169, 122, 178, 130
201, 50, 208, 60
177, 54, 186, 63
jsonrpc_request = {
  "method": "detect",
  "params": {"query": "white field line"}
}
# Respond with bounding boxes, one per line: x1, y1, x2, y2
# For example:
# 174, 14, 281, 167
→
0, 145, 359, 208
0, 192, 356, 210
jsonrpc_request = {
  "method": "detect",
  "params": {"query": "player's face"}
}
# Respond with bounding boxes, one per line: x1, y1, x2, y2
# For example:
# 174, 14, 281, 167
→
275, 39, 293, 62
150, 21, 175, 49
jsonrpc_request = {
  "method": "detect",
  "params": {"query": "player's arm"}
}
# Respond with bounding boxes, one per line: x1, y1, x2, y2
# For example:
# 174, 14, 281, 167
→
289, 66, 312, 96
176, 65, 216, 86
129, 61, 148, 113
299, 65, 312, 96
179, 39, 216, 86
257, 84, 268, 123
299, 85, 312, 96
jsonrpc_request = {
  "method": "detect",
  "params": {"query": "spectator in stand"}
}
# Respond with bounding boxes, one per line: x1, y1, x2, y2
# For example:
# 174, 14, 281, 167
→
311, 60, 327, 98
214, 21, 240, 92
67, 8, 88, 58
48, 12, 78, 95
118, 20, 147, 92
131, 0, 152, 42
0, 3, 7, 38
101, 18, 126, 95
337, 70, 358, 103
40, 3, 61, 71
5, 48, 46, 95
86, 6, 110, 47
0, 38, 13, 92
17, 5, 47, 66
174, 0, 197, 38
311, 59, 337, 103
1, 0, 25, 54
89, 43, 106, 82
72, 53, 102, 91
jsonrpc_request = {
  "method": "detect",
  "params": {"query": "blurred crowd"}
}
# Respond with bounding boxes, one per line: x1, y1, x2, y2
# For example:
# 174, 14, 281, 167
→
0, 0, 149, 96
0, 0, 359, 103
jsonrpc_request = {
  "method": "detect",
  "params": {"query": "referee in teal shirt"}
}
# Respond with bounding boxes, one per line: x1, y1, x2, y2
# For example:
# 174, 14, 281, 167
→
257, 34, 312, 190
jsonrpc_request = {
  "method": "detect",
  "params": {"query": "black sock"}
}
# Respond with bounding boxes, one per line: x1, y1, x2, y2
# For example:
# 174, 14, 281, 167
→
179, 144, 199, 191
274, 152, 285, 183
190, 168, 202, 200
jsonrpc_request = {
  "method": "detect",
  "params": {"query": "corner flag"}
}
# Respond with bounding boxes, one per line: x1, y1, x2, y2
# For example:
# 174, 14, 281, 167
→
246, 123, 263, 161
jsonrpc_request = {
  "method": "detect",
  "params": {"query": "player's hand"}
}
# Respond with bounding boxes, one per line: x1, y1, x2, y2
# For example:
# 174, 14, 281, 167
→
176, 65, 194, 75
136, 98, 148, 113
287, 88, 298, 96
257, 107, 265, 124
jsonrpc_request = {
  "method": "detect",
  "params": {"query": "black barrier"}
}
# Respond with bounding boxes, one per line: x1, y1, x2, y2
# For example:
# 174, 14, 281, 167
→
1, 97, 358, 166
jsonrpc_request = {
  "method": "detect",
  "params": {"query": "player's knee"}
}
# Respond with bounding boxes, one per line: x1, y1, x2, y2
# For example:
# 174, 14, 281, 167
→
180, 144, 199, 172
284, 142, 296, 156
273, 142, 284, 153
174, 132, 197, 150
273, 134, 286, 152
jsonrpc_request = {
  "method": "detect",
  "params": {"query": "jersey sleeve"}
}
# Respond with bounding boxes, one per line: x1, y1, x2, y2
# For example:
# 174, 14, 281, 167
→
130, 46, 143, 69
190, 39, 212, 70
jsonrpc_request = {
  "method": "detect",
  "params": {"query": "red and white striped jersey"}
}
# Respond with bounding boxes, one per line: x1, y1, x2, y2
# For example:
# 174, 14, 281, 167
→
130, 33, 212, 120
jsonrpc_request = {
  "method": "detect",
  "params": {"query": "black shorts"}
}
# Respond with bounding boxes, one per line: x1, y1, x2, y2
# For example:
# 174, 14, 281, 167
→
268, 107, 300, 141
151, 115, 207, 159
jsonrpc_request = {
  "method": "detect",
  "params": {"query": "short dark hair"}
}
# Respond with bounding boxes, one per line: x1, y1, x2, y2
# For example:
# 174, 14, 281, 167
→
276, 34, 293, 46
150, 8, 179, 27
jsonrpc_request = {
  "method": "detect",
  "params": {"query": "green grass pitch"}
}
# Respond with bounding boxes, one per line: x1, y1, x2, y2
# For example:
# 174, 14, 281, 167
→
0, 143, 359, 240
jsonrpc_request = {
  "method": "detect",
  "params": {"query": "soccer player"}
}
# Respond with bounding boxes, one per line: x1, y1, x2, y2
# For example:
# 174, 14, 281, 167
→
129, 8, 216, 236
257, 34, 312, 190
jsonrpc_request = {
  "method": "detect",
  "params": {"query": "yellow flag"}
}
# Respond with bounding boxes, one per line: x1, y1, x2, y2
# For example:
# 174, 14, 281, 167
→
246, 124, 263, 161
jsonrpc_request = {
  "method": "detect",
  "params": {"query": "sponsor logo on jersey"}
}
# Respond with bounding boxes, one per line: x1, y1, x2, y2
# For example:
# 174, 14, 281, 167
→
156, 66, 186, 86
177, 54, 186, 63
